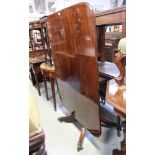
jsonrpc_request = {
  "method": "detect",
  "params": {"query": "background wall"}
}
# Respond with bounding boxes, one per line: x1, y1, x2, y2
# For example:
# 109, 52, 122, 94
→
61, 0, 124, 11
29, 0, 125, 19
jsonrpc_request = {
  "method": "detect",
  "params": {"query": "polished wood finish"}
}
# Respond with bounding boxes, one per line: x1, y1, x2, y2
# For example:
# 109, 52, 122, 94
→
40, 62, 56, 111
105, 54, 126, 113
29, 50, 45, 59
114, 53, 126, 85
105, 54, 126, 155
47, 2, 101, 136
47, 2, 123, 152
29, 50, 46, 96
29, 21, 46, 30
106, 79, 126, 114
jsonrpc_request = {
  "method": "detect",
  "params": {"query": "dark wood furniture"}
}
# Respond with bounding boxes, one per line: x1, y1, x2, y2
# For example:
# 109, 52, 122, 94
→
29, 17, 53, 96
29, 50, 46, 95
47, 2, 121, 151
29, 131, 47, 155
29, 21, 44, 51
106, 54, 126, 155
29, 21, 46, 95
95, 6, 126, 61
40, 16, 53, 65
98, 60, 120, 104
48, 2, 101, 136
40, 62, 56, 111
105, 32, 121, 62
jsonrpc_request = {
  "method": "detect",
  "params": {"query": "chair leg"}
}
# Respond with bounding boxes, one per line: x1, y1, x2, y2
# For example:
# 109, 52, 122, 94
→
113, 121, 126, 155
116, 115, 121, 137
50, 78, 56, 111
34, 73, 41, 96
43, 73, 48, 100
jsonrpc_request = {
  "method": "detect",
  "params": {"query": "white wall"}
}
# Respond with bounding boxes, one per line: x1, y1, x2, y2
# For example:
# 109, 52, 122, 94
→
62, 0, 111, 11
58, 0, 124, 12
55, 0, 65, 11
29, 0, 124, 19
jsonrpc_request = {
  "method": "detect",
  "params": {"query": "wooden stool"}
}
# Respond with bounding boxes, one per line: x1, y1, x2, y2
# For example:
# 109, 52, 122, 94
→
40, 62, 56, 111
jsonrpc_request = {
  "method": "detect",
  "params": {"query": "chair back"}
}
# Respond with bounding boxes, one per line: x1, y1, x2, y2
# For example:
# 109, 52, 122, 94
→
106, 54, 126, 115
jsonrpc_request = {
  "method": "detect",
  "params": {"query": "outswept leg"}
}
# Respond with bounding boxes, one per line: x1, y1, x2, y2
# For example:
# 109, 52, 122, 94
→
58, 111, 76, 123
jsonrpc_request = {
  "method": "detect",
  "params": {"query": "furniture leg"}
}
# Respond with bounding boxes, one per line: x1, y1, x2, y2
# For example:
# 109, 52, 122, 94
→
29, 67, 36, 85
113, 121, 126, 155
98, 26, 106, 62
113, 149, 121, 155
77, 128, 86, 151
121, 121, 126, 155
34, 72, 41, 96
43, 72, 48, 100
50, 78, 56, 111
58, 111, 76, 123
116, 115, 121, 137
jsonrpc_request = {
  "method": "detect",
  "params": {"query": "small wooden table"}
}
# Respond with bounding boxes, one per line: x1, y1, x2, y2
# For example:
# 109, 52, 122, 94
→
29, 55, 46, 96
40, 62, 56, 111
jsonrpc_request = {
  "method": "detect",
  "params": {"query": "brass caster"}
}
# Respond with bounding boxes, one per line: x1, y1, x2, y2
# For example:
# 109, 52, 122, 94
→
77, 142, 83, 151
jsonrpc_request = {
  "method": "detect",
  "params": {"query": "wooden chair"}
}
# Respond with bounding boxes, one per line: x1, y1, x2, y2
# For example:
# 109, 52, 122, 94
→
29, 18, 52, 96
40, 62, 56, 111
39, 16, 57, 111
47, 2, 121, 151
106, 53, 126, 155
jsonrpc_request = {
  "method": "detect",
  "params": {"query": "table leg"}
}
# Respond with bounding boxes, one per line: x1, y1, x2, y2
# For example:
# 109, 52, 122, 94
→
77, 128, 86, 151
50, 78, 56, 111
34, 72, 41, 96
43, 72, 48, 100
